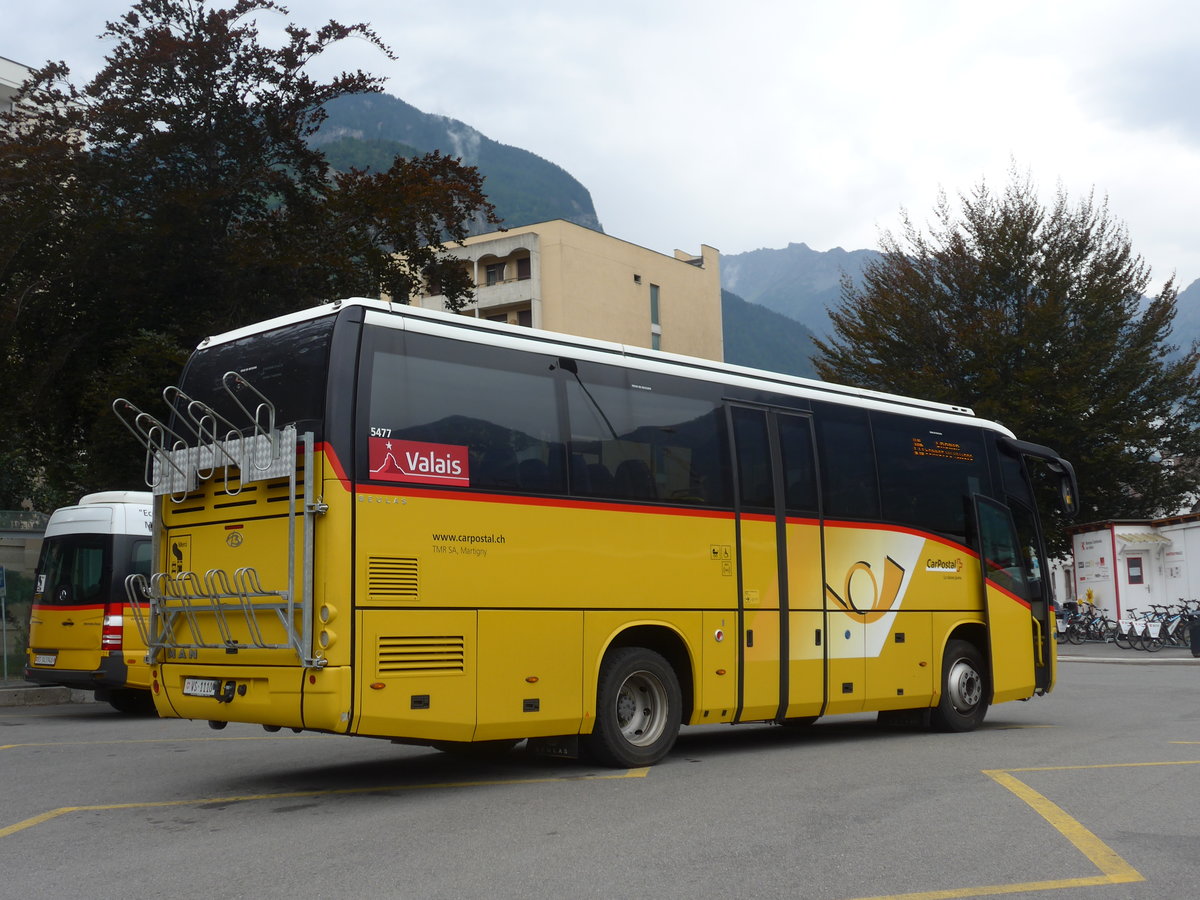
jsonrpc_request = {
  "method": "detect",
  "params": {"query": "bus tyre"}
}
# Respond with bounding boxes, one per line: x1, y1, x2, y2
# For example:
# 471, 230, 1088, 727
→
584, 647, 681, 768
930, 639, 988, 733
107, 689, 156, 716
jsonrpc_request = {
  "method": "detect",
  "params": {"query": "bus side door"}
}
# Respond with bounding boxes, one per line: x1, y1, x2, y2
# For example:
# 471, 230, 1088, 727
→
974, 496, 1038, 703
729, 406, 825, 723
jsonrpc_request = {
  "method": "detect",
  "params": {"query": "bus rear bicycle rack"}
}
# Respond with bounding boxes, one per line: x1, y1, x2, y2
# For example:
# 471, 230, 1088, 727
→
114, 375, 325, 669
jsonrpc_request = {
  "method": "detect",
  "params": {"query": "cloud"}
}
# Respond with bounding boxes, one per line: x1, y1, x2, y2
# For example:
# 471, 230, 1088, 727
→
6, 0, 1200, 289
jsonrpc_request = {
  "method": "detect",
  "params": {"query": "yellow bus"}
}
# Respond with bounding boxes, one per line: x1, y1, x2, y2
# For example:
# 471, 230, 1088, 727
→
115, 298, 1076, 766
25, 491, 155, 713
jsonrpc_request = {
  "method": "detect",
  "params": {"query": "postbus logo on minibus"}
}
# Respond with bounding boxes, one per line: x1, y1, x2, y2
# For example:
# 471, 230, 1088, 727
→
369, 438, 471, 486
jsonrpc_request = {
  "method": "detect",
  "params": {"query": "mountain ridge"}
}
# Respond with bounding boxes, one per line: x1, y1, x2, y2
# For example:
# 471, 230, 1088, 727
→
317, 92, 1200, 373
318, 93, 603, 235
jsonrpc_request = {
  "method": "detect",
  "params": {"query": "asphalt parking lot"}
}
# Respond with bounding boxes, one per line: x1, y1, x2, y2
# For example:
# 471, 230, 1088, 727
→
2, 646, 1197, 900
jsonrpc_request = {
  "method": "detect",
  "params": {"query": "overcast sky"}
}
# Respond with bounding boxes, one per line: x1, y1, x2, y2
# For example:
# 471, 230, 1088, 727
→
8, 0, 1200, 292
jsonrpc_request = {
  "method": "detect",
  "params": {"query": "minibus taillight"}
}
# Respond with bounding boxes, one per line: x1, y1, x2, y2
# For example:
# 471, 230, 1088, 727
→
101, 610, 124, 650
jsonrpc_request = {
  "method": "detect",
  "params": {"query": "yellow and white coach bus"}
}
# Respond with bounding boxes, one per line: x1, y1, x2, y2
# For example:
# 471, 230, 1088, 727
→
114, 298, 1076, 766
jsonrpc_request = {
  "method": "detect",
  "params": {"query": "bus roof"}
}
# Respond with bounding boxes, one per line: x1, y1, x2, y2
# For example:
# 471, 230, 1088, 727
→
196, 297, 1012, 435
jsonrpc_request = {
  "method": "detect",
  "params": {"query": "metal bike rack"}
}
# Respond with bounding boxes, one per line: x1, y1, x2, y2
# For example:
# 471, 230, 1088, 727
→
113, 375, 325, 669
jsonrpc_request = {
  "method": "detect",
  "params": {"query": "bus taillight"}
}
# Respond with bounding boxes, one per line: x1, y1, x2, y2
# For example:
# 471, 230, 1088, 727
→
101, 611, 124, 650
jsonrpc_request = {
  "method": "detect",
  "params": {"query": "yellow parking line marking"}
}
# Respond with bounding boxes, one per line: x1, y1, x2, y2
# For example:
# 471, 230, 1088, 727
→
0, 767, 649, 839
982, 770, 1141, 883
1002, 760, 1200, 772
843, 761, 1200, 900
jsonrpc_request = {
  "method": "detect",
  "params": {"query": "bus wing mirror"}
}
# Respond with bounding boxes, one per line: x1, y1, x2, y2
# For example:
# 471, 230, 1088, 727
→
1059, 475, 1077, 516
1045, 458, 1079, 517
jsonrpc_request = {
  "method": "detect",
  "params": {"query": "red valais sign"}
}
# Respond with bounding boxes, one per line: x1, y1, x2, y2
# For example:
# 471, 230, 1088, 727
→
369, 438, 470, 486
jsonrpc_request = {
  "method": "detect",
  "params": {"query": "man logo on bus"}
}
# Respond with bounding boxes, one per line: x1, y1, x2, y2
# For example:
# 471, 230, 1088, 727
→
370, 437, 470, 486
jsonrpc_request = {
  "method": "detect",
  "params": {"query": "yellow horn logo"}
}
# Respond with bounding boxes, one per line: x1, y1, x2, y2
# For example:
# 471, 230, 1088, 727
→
825, 556, 906, 624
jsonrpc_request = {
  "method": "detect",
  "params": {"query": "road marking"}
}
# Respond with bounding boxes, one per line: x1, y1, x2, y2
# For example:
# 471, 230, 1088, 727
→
0, 767, 649, 839
842, 761, 1200, 899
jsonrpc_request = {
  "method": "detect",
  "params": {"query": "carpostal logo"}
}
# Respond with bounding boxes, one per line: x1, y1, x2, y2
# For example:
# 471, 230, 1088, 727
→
370, 438, 470, 486
925, 556, 964, 574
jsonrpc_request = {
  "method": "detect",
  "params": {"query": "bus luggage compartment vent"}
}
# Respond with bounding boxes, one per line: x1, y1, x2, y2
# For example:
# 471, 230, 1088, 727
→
368, 557, 419, 601
377, 635, 465, 675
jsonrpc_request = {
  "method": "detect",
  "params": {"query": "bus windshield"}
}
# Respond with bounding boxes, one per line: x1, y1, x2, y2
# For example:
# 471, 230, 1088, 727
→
36, 535, 109, 606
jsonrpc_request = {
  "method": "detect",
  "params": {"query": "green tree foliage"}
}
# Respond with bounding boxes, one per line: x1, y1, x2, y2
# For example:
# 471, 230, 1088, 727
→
0, 0, 497, 510
813, 171, 1200, 547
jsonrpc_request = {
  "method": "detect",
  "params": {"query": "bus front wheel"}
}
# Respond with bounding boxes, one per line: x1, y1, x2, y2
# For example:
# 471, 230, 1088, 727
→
931, 639, 988, 732
584, 647, 681, 768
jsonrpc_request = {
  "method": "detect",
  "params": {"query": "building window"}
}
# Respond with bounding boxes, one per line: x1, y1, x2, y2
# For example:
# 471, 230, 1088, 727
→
649, 284, 660, 325
1126, 556, 1144, 585
516, 257, 532, 280
485, 263, 505, 286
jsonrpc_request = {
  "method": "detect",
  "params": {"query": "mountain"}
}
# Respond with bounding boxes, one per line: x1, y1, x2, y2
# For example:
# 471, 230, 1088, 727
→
310, 95, 1200, 375
721, 243, 880, 338
315, 93, 603, 235
1171, 277, 1200, 354
721, 290, 821, 379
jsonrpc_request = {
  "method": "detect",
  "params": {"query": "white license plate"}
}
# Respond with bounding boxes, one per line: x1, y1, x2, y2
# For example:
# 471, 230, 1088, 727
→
183, 677, 220, 698
34, 653, 57, 666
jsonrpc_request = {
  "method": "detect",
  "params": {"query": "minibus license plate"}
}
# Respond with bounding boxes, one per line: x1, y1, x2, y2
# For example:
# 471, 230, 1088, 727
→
34, 654, 57, 666
183, 677, 219, 697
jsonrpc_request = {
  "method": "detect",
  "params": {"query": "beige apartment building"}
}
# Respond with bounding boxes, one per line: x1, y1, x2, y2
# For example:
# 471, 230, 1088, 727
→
409, 219, 724, 361
1, 56, 31, 115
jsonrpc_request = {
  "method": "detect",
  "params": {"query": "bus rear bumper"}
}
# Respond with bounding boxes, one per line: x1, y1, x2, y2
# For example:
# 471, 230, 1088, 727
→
153, 664, 305, 728
23, 652, 131, 692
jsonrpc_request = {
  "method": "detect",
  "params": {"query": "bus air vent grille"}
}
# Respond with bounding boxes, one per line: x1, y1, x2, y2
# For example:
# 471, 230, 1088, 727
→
368, 556, 419, 601
377, 636, 465, 674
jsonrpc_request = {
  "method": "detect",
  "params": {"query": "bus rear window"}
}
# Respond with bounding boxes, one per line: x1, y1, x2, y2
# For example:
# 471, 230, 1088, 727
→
175, 316, 334, 435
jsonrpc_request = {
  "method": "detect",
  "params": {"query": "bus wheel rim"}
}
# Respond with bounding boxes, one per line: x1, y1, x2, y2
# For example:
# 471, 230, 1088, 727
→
615, 670, 668, 747
947, 658, 982, 712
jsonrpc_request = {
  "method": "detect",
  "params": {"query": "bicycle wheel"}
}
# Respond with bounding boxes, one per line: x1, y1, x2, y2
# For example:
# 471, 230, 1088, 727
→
1067, 621, 1085, 644
1113, 624, 1134, 649
1144, 623, 1164, 652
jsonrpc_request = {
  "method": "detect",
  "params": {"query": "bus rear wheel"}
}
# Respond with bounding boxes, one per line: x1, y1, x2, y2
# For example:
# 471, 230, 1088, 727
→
106, 689, 156, 716
930, 639, 987, 732
584, 647, 681, 768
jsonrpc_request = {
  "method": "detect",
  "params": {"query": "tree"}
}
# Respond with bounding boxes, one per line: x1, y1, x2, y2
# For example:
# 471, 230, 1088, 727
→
0, 0, 497, 510
812, 170, 1200, 548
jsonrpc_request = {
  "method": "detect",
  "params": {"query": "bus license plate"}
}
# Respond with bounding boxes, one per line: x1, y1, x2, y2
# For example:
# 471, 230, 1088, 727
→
183, 677, 219, 698
34, 654, 57, 666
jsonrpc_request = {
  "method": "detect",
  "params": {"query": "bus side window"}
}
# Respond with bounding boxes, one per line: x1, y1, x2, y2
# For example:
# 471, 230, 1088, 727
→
873, 413, 989, 545
779, 414, 818, 515
731, 408, 772, 509
366, 331, 566, 495
131, 540, 152, 577
813, 403, 880, 520
565, 364, 728, 506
